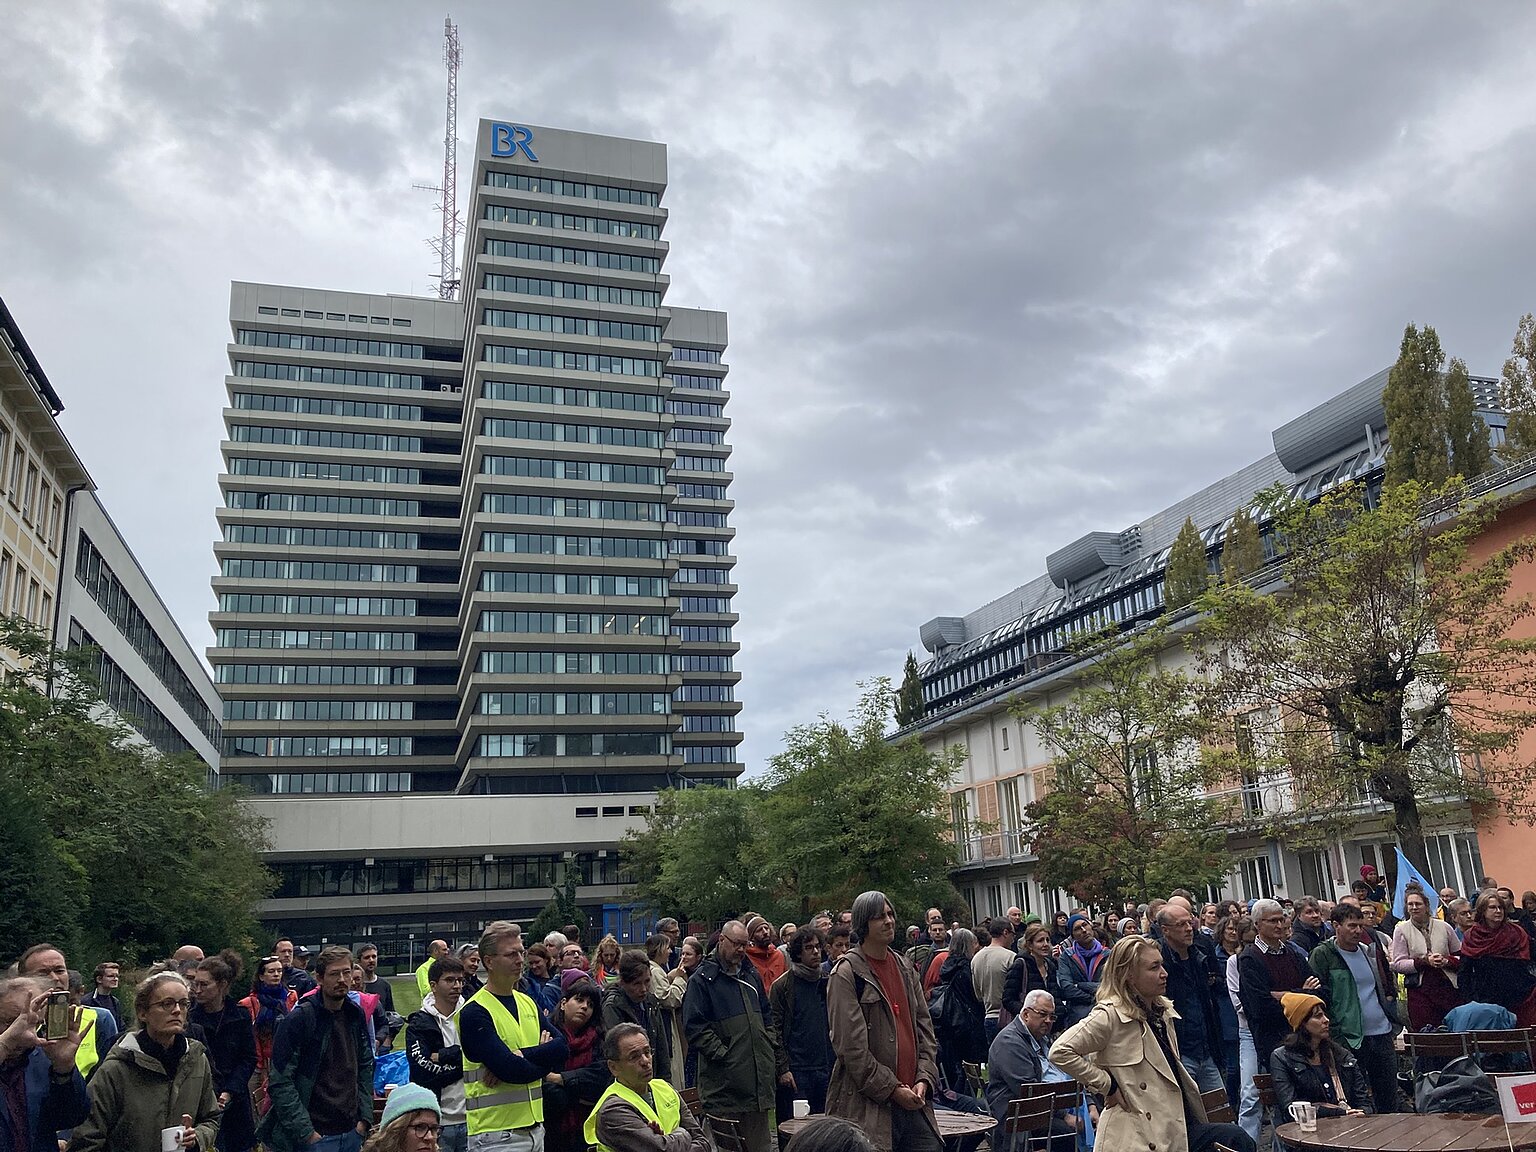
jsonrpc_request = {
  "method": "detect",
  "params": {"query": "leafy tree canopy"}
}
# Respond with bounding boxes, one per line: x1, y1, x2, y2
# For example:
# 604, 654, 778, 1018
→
1164, 517, 1209, 610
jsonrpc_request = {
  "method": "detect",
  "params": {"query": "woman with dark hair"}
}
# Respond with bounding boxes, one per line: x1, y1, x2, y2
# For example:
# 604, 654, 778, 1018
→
1268, 993, 1371, 1118
1004, 922, 1059, 1035
1460, 890, 1536, 1026
1049, 912, 1071, 947
237, 954, 295, 1118
542, 976, 609, 1152
189, 952, 259, 1152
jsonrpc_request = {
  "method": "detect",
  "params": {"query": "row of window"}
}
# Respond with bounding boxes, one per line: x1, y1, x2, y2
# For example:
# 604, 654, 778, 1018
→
681, 744, 737, 763
215, 629, 416, 651
254, 772, 413, 794
224, 526, 419, 549
482, 380, 662, 413
229, 459, 422, 485
666, 373, 725, 392
675, 483, 728, 500
670, 538, 731, 555
230, 426, 422, 452
232, 393, 424, 421
480, 532, 664, 559
217, 594, 417, 616
271, 849, 625, 899
483, 203, 660, 239
483, 345, 664, 379
482, 309, 661, 343
477, 611, 670, 636
227, 492, 421, 517
483, 239, 660, 275
235, 330, 446, 360
477, 732, 671, 758
481, 273, 660, 308
678, 596, 732, 613
484, 169, 660, 206
675, 566, 730, 584
1, 429, 64, 554
676, 654, 735, 672
477, 692, 671, 716
476, 650, 670, 675
214, 664, 414, 685
675, 683, 734, 701
671, 347, 722, 363
481, 417, 661, 448
224, 699, 415, 721
233, 362, 429, 390
669, 510, 729, 526
253, 308, 414, 329
221, 560, 418, 582
681, 714, 735, 732
666, 399, 724, 418
479, 572, 667, 597
480, 456, 665, 485
669, 427, 724, 444
479, 494, 663, 521
74, 536, 221, 743
673, 625, 732, 642
68, 623, 210, 761
673, 455, 727, 473
0, 550, 50, 630
228, 735, 412, 757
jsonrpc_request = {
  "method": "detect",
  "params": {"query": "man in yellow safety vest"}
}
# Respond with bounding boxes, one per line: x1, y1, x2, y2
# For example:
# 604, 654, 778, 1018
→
460, 923, 567, 1152
585, 1023, 709, 1152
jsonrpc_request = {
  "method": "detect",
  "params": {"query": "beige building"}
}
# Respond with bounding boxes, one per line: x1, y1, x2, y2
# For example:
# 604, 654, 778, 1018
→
0, 297, 91, 653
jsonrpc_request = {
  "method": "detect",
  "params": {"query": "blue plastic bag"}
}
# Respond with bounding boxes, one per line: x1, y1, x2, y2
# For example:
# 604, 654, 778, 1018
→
374, 1049, 409, 1094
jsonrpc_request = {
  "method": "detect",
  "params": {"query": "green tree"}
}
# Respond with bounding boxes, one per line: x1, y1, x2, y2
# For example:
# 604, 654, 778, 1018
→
1196, 479, 1536, 873
1383, 323, 1451, 489
1164, 517, 1209, 610
1221, 504, 1264, 584
1445, 356, 1491, 480
620, 785, 775, 927
1500, 313, 1536, 463
0, 769, 84, 962
760, 679, 966, 920
1013, 627, 1230, 906
0, 617, 274, 964
896, 651, 925, 727
527, 868, 586, 944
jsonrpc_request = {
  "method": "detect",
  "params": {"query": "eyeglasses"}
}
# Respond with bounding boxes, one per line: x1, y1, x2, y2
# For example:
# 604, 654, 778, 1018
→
152, 998, 191, 1012
406, 1123, 441, 1140
1027, 1009, 1057, 1020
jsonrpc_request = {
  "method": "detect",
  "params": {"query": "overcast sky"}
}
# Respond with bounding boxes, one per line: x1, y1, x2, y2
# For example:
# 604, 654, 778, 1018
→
5, 1, 1536, 774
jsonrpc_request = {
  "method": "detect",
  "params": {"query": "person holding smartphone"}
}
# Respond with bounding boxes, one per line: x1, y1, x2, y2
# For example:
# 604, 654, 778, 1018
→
0, 976, 89, 1152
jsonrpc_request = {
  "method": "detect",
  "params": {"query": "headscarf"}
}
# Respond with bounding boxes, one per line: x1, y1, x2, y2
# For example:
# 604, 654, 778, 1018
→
1064, 914, 1106, 978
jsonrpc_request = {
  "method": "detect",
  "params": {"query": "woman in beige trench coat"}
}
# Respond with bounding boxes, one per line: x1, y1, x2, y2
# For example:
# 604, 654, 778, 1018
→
1050, 935, 1255, 1152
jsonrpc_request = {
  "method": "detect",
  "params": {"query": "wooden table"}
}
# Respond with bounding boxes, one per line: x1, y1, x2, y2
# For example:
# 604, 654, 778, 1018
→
778, 1110, 997, 1143
1276, 1113, 1536, 1151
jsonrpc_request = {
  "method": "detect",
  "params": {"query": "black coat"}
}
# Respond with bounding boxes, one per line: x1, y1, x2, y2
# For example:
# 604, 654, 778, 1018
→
1269, 1042, 1373, 1117
187, 997, 258, 1152
936, 952, 987, 1063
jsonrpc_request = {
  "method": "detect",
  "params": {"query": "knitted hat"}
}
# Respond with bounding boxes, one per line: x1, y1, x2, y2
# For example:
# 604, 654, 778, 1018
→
380, 1083, 441, 1129
560, 969, 594, 997
1282, 992, 1324, 1033
1065, 914, 1090, 933
745, 915, 770, 939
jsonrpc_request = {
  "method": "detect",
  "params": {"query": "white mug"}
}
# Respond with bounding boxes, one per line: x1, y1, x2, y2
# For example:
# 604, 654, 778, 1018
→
161, 1127, 184, 1152
792, 1099, 810, 1119
1287, 1101, 1317, 1132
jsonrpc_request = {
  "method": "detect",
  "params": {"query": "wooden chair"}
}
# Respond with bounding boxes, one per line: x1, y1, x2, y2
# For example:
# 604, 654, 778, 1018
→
1001, 1097, 1059, 1152
706, 1115, 747, 1152
1471, 1028, 1536, 1067
961, 1059, 988, 1098
1404, 1031, 1471, 1064
1018, 1079, 1082, 1114
680, 1086, 702, 1118
1200, 1087, 1235, 1124
1252, 1073, 1276, 1110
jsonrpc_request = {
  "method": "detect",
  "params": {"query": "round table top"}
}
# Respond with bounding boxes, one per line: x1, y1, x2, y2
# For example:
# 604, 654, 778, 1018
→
777, 1110, 997, 1138
1276, 1113, 1536, 1151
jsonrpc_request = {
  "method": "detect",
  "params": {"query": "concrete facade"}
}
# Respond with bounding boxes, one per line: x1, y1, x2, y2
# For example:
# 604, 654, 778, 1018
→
211, 120, 740, 959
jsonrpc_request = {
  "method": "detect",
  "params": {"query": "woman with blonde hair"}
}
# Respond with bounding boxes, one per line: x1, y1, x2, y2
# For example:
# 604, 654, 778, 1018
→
1050, 936, 1254, 1152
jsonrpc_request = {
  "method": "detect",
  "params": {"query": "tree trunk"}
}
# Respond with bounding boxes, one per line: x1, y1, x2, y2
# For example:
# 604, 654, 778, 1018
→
1393, 793, 1430, 882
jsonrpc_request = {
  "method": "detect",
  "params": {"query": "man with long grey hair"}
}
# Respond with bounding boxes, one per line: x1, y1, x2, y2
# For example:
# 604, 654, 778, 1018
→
826, 892, 942, 1152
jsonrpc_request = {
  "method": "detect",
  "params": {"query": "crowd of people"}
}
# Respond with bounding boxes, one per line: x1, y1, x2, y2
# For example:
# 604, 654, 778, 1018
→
4, 867, 1535, 1152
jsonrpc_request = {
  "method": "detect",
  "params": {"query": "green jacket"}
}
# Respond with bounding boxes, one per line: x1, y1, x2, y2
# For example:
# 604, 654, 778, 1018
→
680, 957, 776, 1115
70, 1032, 221, 1152
1308, 938, 1398, 1050
258, 996, 375, 1152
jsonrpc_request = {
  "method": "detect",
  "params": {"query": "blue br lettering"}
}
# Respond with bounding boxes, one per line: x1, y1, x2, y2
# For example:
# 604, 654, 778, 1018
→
490, 123, 539, 162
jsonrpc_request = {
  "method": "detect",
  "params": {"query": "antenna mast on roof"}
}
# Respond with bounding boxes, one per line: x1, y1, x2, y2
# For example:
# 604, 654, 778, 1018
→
416, 17, 462, 300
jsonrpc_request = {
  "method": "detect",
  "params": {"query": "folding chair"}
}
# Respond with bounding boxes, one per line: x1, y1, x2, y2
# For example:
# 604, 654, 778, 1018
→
1471, 1028, 1536, 1070
707, 1115, 747, 1152
1018, 1079, 1082, 1115
1251, 1073, 1276, 1110
1200, 1087, 1235, 1124
961, 1060, 989, 1098
1001, 1097, 1060, 1152
1404, 1031, 1471, 1063
680, 1086, 702, 1118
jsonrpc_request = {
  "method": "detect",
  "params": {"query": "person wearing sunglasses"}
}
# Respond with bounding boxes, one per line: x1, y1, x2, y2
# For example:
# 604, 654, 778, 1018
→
71, 971, 223, 1152
364, 1083, 444, 1152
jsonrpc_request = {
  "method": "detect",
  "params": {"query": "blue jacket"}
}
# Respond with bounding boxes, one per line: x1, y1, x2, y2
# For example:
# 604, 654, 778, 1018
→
0, 1050, 88, 1152
1054, 949, 1102, 1029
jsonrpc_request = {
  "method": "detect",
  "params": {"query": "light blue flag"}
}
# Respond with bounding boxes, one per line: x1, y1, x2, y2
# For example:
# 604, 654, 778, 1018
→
1393, 845, 1441, 919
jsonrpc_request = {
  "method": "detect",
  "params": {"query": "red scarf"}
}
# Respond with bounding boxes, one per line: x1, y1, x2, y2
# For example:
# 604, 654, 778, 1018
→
1460, 920, 1529, 960
562, 1021, 599, 1069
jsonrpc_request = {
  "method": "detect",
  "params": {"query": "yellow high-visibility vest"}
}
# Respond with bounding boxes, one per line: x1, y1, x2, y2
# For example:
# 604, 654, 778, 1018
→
583, 1080, 683, 1152
75, 1009, 100, 1079
461, 986, 543, 1134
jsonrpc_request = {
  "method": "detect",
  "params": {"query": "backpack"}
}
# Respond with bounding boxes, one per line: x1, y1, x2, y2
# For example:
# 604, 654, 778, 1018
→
1414, 1054, 1498, 1115
927, 982, 948, 1024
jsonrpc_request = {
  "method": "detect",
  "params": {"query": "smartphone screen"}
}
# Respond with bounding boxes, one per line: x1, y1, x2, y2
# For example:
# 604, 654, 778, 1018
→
43, 992, 70, 1040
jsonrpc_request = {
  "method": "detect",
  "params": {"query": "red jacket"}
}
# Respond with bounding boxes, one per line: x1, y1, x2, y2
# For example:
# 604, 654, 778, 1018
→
746, 944, 787, 991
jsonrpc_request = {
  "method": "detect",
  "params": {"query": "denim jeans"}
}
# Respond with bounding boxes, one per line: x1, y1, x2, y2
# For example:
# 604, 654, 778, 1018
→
440, 1123, 467, 1152
1236, 1026, 1262, 1144
310, 1132, 363, 1152
1181, 1053, 1228, 1095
